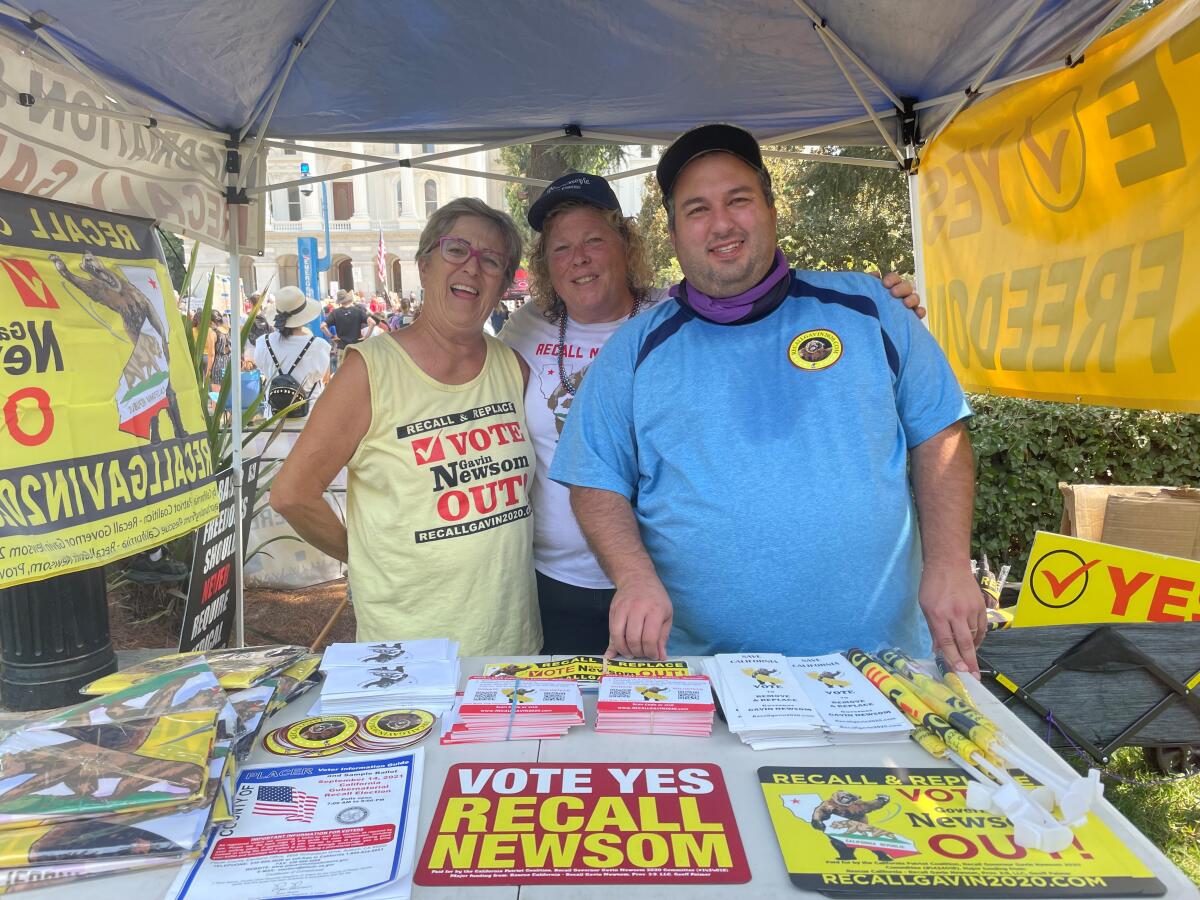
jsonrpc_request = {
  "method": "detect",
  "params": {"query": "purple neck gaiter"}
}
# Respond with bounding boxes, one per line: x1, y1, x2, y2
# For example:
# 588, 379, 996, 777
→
671, 249, 791, 324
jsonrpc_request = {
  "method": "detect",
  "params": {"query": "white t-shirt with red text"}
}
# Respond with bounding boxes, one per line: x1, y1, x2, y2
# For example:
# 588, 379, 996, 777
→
499, 290, 667, 588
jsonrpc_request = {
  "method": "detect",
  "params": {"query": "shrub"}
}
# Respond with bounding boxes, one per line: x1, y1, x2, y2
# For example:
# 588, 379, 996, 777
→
967, 395, 1200, 580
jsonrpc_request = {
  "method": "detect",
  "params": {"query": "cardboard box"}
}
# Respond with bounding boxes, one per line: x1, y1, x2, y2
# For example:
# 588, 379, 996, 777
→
1058, 483, 1200, 560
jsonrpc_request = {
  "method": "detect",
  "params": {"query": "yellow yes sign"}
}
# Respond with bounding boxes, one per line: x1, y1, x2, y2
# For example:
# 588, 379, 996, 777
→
919, 1, 1200, 412
1014, 531, 1200, 626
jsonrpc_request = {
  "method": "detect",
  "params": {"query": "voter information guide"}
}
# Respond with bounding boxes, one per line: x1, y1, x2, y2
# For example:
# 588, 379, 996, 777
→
758, 766, 1165, 898
171, 751, 423, 900
415, 762, 750, 885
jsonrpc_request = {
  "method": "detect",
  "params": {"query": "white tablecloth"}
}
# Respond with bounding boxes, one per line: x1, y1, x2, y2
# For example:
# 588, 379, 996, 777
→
25, 657, 1200, 900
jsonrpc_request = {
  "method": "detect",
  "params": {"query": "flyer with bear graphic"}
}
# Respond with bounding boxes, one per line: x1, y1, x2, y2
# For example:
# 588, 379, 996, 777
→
759, 766, 1164, 897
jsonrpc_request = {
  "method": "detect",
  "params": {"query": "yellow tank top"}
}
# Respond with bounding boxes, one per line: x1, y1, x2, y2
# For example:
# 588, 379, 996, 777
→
345, 334, 541, 655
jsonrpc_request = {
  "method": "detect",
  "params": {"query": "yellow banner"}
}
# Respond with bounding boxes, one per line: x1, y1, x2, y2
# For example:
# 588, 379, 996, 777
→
919, 1, 1200, 412
0, 189, 218, 588
1014, 531, 1200, 626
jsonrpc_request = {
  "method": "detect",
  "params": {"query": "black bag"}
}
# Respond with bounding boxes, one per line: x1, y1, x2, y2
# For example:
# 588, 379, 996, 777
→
265, 335, 316, 418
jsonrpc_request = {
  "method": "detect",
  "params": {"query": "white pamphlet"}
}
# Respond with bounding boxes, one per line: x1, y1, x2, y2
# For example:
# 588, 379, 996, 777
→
171, 750, 423, 900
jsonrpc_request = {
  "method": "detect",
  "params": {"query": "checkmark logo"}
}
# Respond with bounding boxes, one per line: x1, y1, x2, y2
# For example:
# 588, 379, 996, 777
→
1023, 127, 1069, 192
0, 258, 60, 308
1031, 549, 1097, 608
1017, 87, 1086, 213
1041, 558, 1099, 598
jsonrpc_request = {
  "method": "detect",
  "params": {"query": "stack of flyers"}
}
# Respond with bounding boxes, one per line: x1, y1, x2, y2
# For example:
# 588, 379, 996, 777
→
264, 655, 325, 719
0, 663, 233, 890
701, 653, 827, 749
263, 710, 436, 758
440, 678, 584, 744
481, 656, 690, 691
314, 659, 459, 716
81, 645, 307, 694
319, 640, 459, 668
595, 675, 715, 736
787, 654, 911, 743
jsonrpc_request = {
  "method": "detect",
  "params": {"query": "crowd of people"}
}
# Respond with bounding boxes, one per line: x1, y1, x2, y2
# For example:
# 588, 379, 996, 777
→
267, 123, 987, 677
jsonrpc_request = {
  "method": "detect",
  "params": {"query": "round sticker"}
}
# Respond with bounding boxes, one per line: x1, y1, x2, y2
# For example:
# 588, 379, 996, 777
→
285, 715, 359, 750
788, 329, 843, 370
363, 709, 434, 741
263, 727, 307, 756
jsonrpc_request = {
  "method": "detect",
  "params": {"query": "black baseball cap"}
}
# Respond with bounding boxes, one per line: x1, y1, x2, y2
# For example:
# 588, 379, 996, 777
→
527, 172, 621, 232
656, 123, 766, 198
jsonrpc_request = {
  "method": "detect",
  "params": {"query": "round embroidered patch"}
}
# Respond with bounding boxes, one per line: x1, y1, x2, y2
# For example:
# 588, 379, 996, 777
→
788, 329, 843, 370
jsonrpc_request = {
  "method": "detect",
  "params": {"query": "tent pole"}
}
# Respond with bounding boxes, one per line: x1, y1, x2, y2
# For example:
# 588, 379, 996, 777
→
14, 20, 226, 174
812, 26, 904, 162
769, 111, 893, 145
908, 169, 926, 309
239, 0, 337, 187
264, 131, 566, 167
604, 164, 659, 183
764, 150, 898, 169
225, 142, 246, 649
925, 0, 1048, 147
412, 163, 548, 186
790, 0, 905, 109
247, 129, 566, 196
1067, 0, 1140, 64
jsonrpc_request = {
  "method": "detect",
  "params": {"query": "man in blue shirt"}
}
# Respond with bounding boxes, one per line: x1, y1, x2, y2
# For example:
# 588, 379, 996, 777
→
549, 124, 985, 675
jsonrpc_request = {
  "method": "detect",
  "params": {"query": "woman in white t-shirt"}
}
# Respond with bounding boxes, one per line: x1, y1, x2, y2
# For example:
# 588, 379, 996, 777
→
253, 285, 331, 418
499, 174, 666, 655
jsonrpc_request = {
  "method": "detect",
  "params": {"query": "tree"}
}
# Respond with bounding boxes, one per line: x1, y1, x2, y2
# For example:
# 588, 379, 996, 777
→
772, 146, 913, 276
636, 145, 913, 285
634, 174, 680, 286
499, 143, 626, 258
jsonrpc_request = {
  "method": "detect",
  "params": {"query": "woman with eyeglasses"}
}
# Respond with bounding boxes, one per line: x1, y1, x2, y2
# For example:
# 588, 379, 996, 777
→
271, 198, 541, 655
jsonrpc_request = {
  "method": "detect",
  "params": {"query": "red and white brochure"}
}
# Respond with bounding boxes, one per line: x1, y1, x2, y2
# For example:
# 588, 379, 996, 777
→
440, 677, 584, 744
596, 674, 715, 736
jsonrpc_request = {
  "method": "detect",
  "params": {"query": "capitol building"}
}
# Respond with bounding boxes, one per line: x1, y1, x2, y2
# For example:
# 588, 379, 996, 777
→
191, 141, 660, 303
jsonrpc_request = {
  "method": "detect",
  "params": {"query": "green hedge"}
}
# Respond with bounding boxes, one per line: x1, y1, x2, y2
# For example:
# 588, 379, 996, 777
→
967, 395, 1200, 580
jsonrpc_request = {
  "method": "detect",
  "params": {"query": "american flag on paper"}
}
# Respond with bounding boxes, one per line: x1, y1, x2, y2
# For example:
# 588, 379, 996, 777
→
253, 785, 319, 822
377, 228, 387, 287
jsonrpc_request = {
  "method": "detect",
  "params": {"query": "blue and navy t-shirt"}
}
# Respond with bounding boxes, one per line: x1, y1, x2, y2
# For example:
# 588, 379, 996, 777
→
549, 270, 971, 657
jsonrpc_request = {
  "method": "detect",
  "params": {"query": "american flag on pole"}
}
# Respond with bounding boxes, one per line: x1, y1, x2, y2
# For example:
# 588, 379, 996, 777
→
253, 785, 319, 822
377, 228, 387, 288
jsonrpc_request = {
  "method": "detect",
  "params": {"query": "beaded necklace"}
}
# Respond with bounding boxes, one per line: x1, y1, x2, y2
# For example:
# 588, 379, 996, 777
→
555, 292, 645, 396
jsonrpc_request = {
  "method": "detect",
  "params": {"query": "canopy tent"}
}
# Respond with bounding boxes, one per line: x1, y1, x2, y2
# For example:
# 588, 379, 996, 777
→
0, 0, 1142, 645
0, 0, 1127, 147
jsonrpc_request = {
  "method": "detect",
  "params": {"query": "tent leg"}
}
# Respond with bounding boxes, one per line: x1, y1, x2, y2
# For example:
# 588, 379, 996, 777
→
226, 170, 246, 649
908, 169, 926, 320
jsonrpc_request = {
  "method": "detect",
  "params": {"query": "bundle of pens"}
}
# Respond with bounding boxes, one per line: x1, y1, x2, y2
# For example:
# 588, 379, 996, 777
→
845, 647, 1103, 853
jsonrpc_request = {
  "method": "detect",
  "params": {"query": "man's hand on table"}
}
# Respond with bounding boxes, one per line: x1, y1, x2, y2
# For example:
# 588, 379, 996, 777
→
606, 573, 673, 660
918, 562, 988, 678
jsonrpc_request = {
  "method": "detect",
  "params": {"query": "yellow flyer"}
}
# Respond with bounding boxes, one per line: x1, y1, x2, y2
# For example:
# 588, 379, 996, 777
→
759, 766, 1163, 897
0, 189, 218, 588
482, 656, 691, 688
